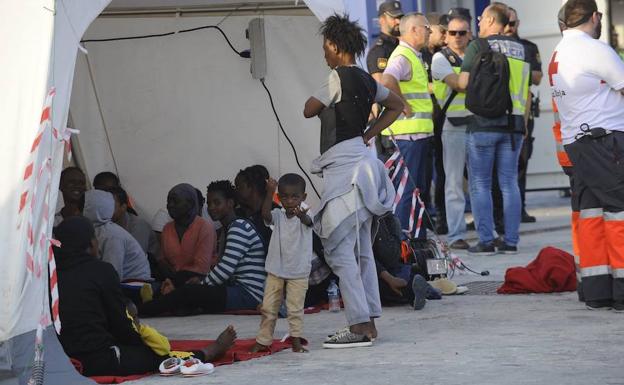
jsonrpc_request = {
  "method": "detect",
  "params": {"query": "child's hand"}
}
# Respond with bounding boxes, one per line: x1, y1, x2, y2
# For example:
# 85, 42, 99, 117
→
266, 178, 278, 195
293, 206, 309, 219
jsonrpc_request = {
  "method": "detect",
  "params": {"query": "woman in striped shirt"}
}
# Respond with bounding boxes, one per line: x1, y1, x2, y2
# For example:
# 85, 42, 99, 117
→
139, 180, 267, 316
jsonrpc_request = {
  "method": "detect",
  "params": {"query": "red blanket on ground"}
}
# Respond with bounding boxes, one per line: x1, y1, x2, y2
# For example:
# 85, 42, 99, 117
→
497, 246, 577, 294
88, 338, 299, 384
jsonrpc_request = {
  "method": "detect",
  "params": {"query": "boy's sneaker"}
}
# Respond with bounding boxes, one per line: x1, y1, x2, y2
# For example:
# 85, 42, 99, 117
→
468, 242, 496, 256
411, 275, 428, 310
323, 330, 373, 349
586, 300, 613, 311
497, 243, 518, 255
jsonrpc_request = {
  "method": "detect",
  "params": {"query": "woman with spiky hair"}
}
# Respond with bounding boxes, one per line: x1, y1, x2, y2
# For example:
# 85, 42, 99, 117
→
304, 14, 403, 349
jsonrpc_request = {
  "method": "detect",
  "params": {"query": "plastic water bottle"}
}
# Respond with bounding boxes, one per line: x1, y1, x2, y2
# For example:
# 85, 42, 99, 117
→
327, 280, 341, 313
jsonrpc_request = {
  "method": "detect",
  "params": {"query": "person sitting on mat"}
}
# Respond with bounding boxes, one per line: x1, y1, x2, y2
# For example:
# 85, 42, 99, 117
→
139, 180, 267, 316
157, 183, 217, 287
54, 216, 236, 377
250, 174, 313, 353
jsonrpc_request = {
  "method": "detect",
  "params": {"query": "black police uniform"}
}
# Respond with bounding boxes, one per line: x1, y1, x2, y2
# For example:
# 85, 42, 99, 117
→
518, 37, 542, 216
366, 33, 399, 75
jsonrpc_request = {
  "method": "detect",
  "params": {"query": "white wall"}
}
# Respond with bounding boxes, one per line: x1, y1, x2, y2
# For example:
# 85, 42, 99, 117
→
505, 0, 570, 190
70, 14, 327, 220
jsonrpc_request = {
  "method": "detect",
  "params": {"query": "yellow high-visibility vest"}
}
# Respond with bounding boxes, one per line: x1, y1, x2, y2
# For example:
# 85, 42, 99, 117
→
382, 45, 433, 136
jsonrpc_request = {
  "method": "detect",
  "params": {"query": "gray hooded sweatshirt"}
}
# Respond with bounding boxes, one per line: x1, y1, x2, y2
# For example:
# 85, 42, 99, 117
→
83, 190, 151, 281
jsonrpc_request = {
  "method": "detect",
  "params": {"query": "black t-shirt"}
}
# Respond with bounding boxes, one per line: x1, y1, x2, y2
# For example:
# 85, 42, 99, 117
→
519, 37, 542, 73
366, 33, 399, 75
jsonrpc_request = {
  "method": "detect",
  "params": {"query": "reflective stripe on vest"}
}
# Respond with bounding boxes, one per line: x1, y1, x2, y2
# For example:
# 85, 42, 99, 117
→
551, 99, 573, 167
382, 45, 433, 136
508, 57, 530, 116
432, 67, 471, 119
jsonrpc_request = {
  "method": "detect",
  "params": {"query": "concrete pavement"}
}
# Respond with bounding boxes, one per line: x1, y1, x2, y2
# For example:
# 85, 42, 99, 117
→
129, 192, 624, 385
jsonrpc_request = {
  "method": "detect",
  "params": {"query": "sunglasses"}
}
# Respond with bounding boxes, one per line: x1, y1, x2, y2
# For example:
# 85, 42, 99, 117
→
448, 30, 468, 36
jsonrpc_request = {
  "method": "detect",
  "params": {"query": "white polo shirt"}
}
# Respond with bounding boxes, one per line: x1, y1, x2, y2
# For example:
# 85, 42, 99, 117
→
549, 29, 624, 144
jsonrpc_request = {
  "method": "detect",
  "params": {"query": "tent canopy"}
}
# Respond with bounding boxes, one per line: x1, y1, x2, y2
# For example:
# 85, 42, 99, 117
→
2, 3, 369, 383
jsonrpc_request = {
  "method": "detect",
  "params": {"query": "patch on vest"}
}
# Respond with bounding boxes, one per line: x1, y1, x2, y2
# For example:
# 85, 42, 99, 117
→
448, 55, 456, 64
377, 58, 388, 70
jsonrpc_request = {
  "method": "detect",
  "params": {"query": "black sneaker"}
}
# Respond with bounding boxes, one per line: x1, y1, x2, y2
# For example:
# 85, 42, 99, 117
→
613, 301, 624, 313
497, 243, 518, 255
323, 330, 373, 349
468, 243, 496, 256
586, 300, 613, 310
492, 237, 505, 249
521, 211, 537, 223
411, 275, 428, 310
449, 239, 470, 250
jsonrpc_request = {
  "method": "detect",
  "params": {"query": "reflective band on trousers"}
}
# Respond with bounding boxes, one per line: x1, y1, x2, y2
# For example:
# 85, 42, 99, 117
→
553, 111, 560, 123
580, 208, 604, 219
581, 265, 611, 277
604, 211, 624, 221
614, 269, 624, 279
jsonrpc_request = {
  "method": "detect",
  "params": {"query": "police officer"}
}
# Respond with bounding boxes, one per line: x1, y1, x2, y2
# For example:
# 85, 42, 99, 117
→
366, 1, 404, 159
367, 1, 404, 83
505, 7, 543, 223
421, 12, 449, 234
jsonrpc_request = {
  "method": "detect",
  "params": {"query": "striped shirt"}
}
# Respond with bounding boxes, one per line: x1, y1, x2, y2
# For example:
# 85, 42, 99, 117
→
204, 219, 267, 302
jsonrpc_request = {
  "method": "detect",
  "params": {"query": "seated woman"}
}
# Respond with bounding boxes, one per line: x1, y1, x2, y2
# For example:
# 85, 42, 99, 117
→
83, 189, 151, 282
234, 165, 274, 249
158, 183, 217, 287
54, 216, 236, 377
139, 180, 267, 316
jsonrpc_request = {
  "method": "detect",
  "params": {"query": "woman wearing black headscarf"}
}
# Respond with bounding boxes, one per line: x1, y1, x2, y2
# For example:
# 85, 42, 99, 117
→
158, 183, 217, 287
55, 216, 236, 376
54, 216, 162, 375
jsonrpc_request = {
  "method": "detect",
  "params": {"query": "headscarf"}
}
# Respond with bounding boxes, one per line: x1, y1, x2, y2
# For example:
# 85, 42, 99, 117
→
168, 183, 199, 224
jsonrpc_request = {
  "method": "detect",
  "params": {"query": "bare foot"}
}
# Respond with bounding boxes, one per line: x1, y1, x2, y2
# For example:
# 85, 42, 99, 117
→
292, 337, 308, 353
201, 325, 237, 361
370, 318, 378, 340
350, 322, 375, 339
161, 279, 175, 295
249, 342, 270, 353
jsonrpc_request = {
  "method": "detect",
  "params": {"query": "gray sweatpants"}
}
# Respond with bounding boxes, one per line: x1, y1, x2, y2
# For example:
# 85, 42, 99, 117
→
323, 217, 382, 326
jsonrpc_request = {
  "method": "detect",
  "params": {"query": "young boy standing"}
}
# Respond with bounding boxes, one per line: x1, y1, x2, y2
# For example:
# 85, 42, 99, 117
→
250, 174, 313, 353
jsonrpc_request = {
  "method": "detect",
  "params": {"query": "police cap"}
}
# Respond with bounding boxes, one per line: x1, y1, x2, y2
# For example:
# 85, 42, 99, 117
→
378, 1, 404, 18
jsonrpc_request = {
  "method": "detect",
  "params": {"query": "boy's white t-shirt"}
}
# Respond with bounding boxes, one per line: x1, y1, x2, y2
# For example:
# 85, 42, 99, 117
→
265, 208, 313, 279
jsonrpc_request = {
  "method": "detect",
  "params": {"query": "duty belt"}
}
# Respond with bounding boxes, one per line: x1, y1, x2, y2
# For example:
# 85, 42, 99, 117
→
574, 123, 612, 141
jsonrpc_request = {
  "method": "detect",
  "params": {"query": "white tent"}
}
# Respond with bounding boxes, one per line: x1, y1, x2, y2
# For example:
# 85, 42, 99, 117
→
1, 1, 367, 383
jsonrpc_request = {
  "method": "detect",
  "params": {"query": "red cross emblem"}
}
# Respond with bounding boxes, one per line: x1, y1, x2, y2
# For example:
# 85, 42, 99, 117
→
548, 51, 559, 87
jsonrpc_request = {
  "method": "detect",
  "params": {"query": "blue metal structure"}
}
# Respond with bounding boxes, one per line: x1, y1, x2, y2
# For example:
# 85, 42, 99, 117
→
365, 0, 490, 44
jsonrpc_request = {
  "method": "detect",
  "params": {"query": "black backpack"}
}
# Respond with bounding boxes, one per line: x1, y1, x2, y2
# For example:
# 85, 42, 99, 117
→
465, 38, 511, 119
